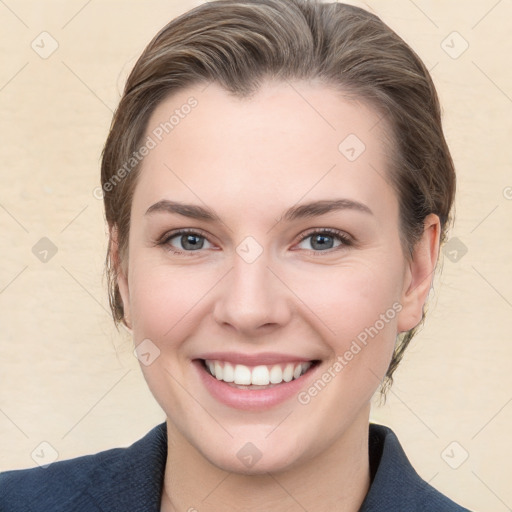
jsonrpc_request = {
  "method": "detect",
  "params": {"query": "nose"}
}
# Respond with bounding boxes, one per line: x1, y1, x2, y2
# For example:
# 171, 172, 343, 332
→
212, 249, 292, 336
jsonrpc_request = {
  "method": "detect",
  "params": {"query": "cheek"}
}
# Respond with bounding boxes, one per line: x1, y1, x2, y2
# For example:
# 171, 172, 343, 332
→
128, 259, 217, 342
291, 258, 403, 342
128, 244, 405, 363
286, 259, 403, 397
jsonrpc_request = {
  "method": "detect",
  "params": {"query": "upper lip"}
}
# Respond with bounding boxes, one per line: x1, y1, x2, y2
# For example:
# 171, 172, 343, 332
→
195, 352, 318, 366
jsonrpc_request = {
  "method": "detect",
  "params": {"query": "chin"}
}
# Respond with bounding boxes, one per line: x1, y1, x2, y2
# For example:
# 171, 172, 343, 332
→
192, 425, 314, 476
208, 444, 303, 476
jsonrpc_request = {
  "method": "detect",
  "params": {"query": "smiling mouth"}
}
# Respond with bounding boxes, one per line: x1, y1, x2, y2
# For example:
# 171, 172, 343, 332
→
198, 358, 321, 390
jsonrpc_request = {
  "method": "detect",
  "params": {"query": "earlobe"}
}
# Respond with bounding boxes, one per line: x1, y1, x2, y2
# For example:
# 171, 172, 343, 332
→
397, 214, 441, 333
110, 224, 132, 329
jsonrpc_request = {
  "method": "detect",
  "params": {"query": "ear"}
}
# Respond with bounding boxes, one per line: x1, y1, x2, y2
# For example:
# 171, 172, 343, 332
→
110, 224, 132, 330
397, 213, 441, 333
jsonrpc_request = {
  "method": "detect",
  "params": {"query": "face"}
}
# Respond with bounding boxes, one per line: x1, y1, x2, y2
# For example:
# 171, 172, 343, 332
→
115, 80, 437, 474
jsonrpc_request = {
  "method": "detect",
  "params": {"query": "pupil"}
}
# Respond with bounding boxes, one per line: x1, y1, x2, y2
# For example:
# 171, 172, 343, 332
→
183, 234, 203, 250
313, 234, 332, 250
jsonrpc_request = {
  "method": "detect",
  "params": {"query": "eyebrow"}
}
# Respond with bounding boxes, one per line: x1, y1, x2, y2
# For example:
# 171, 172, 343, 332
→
145, 198, 373, 222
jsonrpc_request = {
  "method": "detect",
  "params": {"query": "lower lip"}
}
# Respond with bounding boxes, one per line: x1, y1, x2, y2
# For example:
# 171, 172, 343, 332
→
193, 359, 321, 411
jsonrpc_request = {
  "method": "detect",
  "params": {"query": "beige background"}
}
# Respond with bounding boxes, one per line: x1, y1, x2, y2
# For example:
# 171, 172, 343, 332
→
0, 1, 511, 510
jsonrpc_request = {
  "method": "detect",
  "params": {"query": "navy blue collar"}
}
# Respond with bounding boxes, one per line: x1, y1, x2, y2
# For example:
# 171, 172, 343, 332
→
89, 422, 469, 511
5, 421, 470, 511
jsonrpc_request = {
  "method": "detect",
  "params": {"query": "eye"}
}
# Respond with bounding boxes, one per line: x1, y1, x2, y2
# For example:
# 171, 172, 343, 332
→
159, 229, 214, 255
157, 227, 353, 256
295, 228, 352, 253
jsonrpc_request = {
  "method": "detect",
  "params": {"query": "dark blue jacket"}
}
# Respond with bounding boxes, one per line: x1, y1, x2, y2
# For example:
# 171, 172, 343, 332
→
0, 422, 473, 511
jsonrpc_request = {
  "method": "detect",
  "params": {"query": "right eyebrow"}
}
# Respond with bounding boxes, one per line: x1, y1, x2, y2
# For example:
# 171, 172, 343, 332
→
145, 200, 221, 222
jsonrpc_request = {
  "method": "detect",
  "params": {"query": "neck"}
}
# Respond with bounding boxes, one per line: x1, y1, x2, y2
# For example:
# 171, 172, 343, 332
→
161, 406, 371, 512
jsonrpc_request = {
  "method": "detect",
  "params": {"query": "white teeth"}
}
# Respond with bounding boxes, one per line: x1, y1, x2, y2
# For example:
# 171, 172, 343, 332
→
214, 361, 223, 381
222, 362, 235, 382
269, 365, 283, 384
282, 363, 294, 382
204, 360, 313, 386
251, 365, 270, 385
234, 364, 251, 385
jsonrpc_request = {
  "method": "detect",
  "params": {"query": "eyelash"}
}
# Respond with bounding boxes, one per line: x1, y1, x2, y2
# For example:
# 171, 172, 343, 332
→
157, 228, 353, 257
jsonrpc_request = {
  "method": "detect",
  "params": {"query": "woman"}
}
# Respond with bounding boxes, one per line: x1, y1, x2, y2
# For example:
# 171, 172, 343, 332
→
0, 0, 473, 510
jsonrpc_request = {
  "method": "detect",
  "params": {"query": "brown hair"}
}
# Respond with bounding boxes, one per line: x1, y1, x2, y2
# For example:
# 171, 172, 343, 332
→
101, 0, 456, 394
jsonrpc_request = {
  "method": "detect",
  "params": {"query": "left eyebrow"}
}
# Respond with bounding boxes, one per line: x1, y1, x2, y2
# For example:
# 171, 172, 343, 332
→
144, 198, 373, 222
282, 199, 373, 221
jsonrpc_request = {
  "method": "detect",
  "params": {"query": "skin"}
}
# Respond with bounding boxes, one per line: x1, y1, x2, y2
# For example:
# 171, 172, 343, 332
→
111, 80, 440, 512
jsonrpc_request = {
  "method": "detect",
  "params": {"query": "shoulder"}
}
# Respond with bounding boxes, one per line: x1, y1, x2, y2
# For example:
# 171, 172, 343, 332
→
0, 422, 167, 512
0, 446, 128, 512
361, 423, 474, 512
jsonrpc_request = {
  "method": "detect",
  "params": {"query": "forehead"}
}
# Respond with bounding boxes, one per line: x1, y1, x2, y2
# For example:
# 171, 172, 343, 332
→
132, 80, 397, 221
